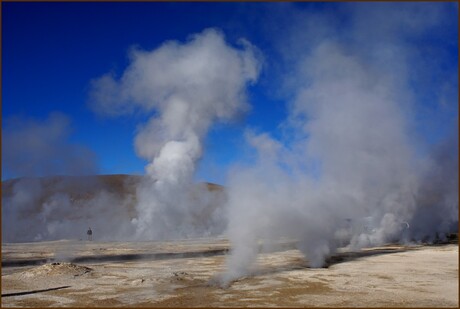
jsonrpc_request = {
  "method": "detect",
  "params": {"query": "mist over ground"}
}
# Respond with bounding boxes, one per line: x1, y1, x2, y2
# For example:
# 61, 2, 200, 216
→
2, 2, 458, 284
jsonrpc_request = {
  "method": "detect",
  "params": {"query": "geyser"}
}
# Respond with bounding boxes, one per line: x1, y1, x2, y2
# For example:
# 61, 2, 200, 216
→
90, 28, 262, 240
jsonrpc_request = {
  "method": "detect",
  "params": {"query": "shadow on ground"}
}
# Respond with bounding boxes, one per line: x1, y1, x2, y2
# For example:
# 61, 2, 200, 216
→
3, 238, 456, 269
1, 248, 230, 268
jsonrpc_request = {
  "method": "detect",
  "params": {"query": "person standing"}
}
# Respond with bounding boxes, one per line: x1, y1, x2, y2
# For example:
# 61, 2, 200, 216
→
87, 227, 93, 241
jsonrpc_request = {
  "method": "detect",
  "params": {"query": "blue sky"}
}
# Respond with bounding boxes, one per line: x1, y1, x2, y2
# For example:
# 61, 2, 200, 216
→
2, 2, 458, 184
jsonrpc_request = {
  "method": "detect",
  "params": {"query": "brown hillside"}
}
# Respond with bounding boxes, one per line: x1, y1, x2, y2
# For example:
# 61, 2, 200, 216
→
1, 175, 226, 242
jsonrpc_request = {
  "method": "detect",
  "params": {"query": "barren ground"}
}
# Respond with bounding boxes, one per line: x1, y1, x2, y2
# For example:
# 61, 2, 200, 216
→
1, 238, 458, 307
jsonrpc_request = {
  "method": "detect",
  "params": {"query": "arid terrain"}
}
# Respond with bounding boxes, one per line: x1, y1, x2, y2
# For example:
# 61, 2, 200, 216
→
1, 238, 458, 307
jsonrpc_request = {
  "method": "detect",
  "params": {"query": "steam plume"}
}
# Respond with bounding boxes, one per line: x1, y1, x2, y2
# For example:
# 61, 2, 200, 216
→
90, 28, 261, 239
221, 3, 458, 283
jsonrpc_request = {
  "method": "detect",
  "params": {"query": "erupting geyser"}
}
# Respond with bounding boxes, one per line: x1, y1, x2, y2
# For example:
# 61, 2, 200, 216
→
90, 28, 262, 240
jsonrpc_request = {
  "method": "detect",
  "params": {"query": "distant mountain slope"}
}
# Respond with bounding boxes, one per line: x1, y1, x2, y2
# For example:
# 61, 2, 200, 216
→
2, 174, 223, 200
2, 175, 226, 243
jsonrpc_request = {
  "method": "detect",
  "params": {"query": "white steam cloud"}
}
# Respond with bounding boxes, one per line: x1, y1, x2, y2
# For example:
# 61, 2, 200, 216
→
90, 28, 261, 240
1, 113, 117, 243
221, 3, 458, 283
2, 176, 137, 243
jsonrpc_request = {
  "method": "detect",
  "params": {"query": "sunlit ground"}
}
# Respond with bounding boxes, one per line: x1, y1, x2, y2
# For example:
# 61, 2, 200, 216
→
2, 238, 458, 307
